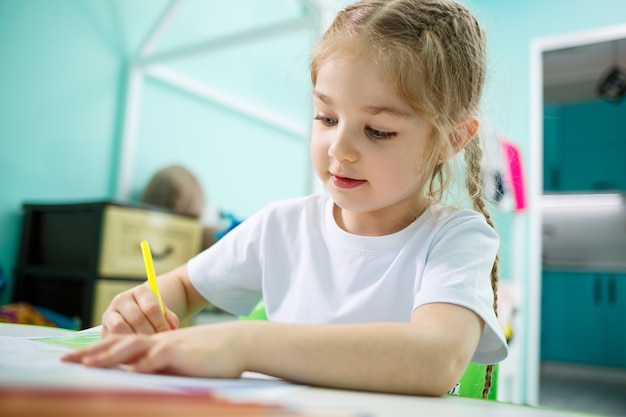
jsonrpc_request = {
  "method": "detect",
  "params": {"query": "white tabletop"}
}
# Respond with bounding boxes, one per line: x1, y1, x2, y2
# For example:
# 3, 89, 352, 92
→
0, 322, 72, 337
0, 323, 590, 417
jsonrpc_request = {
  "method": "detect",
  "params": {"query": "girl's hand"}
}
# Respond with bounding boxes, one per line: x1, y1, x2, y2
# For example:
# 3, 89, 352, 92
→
101, 285, 180, 338
62, 323, 247, 378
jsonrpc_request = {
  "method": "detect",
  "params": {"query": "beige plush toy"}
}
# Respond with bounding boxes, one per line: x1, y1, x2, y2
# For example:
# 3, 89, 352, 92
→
141, 165, 217, 251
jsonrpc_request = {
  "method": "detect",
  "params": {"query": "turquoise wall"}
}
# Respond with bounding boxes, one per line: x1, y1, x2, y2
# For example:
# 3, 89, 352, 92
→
0, 0, 136, 302
0, 0, 319, 304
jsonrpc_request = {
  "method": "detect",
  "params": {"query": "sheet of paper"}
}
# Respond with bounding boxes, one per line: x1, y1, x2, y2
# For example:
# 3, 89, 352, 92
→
26, 325, 103, 349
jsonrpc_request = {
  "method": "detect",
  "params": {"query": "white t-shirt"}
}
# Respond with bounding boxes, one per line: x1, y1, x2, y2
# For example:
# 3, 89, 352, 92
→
188, 194, 508, 364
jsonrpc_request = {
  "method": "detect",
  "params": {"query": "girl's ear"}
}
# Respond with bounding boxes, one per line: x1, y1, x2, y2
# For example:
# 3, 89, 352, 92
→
451, 117, 479, 154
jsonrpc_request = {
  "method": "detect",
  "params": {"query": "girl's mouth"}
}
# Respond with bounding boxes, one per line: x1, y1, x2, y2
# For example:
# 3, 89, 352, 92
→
331, 175, 367, 189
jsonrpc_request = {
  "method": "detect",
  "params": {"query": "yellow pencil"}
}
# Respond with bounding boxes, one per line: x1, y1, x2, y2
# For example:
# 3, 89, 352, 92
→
140, 240, 166, 316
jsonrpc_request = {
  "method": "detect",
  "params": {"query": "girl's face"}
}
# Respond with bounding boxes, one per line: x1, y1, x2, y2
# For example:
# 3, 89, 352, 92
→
311, 56, 434, 236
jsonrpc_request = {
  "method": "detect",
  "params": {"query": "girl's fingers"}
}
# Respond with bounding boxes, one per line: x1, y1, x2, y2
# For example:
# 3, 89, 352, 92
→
61, 336, 124, 363
64, 323, 246, 378
102, 310, 136, 337
62, 335, 174, 374
111, 287, 177, 335
84, 336, 152, 367
165, 309, 180, 331
63, 335, 154, 368
101, 293, 153, 336
110, 291, 160, 335
101, 286, 176, 337
133, 293, 169, 334
127, 341, 174, 373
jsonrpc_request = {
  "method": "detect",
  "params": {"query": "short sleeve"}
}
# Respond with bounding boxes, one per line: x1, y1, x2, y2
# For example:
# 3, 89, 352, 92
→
187, 210, 265, 316
413, 211, 508, 364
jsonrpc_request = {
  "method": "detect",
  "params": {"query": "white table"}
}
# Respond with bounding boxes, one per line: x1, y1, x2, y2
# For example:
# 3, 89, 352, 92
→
0, 323, 592, 417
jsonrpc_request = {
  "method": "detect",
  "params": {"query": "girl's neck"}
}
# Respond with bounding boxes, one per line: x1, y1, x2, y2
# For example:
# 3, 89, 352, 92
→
332, 199, 430, 237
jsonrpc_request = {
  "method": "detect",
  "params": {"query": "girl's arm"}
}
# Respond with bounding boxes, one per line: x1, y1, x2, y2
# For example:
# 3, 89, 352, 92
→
66, 301, 482, 396
100, 265, 208, 337
243, 303, 483, 396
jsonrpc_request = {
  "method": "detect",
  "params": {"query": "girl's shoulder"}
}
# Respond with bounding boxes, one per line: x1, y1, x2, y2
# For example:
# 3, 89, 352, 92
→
427, 203, 491, 225
423, 203, 497, 241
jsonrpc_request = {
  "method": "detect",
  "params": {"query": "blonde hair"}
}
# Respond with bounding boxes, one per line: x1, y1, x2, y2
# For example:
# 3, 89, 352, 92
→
311, 0, 499, 398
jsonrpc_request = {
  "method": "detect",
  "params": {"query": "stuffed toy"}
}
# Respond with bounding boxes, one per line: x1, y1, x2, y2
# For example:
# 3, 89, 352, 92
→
141, 165, 218, 251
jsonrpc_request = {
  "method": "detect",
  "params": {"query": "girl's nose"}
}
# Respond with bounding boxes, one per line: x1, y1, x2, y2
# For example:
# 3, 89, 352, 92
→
328, 129, 358, 163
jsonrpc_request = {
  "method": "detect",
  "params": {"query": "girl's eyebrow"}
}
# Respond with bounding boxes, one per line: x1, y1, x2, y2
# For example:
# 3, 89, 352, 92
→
361, 104, 413, 119
313, 90, 332, 104
313, 90, 413, 119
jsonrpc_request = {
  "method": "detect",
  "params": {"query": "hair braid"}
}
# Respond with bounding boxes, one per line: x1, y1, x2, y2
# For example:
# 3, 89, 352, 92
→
464, 137, 500, 399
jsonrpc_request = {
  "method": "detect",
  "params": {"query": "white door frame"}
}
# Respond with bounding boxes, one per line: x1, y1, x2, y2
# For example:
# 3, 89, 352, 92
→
527, 22, 626, 406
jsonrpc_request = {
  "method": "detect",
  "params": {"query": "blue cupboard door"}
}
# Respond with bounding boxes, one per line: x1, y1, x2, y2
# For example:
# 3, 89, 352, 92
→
540, 271, 563, 360
541, 270, 563, 360
559, 149, 586, 192
541, 271, 604, 364
605, 274, 626, 368
542, 105, 561, 191
550, 101, 626, 192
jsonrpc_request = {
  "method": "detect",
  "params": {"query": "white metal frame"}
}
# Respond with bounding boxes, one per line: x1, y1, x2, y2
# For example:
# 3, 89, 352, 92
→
527, 22, 626, 406
115, 0, 337, 200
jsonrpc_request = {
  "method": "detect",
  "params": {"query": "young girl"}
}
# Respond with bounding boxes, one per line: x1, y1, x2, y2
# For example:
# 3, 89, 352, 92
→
63, 0, 508, 397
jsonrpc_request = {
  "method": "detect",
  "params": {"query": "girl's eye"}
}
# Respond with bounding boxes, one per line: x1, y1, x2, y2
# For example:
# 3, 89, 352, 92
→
366, 127, 396, 140
314, 115, 337, 126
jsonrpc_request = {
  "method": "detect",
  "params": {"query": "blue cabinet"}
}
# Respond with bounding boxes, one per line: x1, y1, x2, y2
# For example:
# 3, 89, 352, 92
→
605, 274, 626, 367
543, 101, 626, 192
541, 271, 602, 364
541, 270, 626, 368
542, 105, 561, 191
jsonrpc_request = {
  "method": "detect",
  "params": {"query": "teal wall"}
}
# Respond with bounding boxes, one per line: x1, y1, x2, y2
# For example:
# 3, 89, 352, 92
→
0, 0, 318, 304
0, 0, 137, 302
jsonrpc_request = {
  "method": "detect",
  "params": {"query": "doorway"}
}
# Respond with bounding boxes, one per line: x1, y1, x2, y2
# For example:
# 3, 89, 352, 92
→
529, 23, 626, 412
